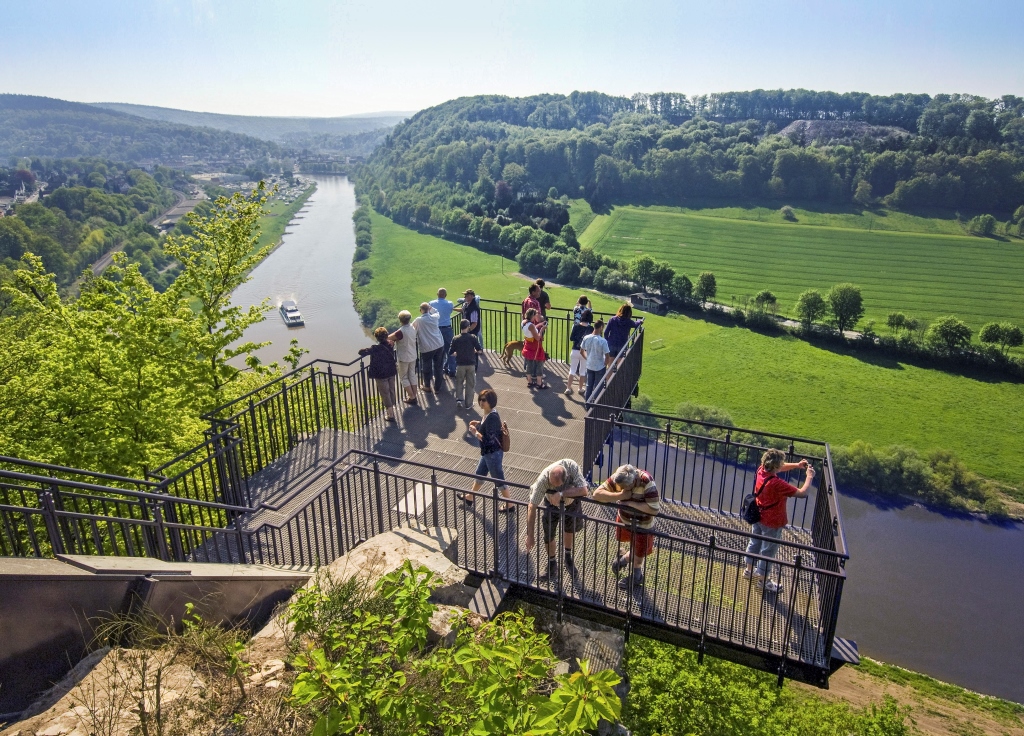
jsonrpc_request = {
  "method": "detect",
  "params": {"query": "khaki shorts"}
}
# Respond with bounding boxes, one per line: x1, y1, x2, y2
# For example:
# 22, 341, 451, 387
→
375, 377, 396, 409
542, 503, 585, 543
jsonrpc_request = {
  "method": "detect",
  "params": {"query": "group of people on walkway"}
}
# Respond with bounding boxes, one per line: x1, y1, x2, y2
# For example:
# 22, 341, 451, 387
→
357, 287, 483, 422
460, 446, 809, 596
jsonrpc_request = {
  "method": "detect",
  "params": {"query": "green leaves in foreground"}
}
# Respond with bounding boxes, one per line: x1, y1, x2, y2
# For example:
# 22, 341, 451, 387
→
289, 561, 621, 735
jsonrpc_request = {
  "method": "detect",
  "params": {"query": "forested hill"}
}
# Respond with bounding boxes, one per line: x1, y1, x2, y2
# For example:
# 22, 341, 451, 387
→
90, 102, 412, 143
0, 94, 280, 164
364, 89, 1024, 219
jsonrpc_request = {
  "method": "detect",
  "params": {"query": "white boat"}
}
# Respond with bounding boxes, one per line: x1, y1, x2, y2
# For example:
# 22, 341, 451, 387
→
280, 300, 304, 327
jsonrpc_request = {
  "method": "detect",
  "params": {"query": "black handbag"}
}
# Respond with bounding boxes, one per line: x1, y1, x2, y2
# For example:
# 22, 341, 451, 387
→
742, 477, 769, 524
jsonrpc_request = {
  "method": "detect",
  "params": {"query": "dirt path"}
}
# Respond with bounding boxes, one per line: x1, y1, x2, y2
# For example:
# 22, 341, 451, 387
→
793, 665, 1023, 735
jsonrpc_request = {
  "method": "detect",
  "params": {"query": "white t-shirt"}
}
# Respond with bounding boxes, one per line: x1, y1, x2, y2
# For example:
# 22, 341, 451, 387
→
394, 324, 418, 362
581, 334, 610, 371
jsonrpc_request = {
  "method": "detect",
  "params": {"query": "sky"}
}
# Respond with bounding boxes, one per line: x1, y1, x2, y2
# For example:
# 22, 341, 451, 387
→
4, 0, 1023, 117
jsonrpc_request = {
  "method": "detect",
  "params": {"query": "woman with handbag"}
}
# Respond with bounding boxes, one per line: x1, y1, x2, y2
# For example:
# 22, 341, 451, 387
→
743, 449, 814, 594
459, 389, 514, 511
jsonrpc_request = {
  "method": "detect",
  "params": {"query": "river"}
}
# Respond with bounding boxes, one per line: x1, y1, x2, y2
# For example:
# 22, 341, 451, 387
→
233, 175, 1024, 704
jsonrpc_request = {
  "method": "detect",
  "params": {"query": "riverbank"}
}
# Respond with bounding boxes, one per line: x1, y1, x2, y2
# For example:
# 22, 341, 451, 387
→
256, 181, 316, 256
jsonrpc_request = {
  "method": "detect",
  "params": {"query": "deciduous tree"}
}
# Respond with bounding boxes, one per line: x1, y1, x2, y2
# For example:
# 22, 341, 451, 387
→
826, 283, 864, 333
694, 271, 717, 306
925, 316, 972, 353
795, 289, 827, 329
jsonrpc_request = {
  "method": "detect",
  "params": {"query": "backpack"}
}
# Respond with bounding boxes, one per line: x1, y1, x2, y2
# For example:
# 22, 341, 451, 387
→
741, 477, 769, 524
500, 421, 511, 452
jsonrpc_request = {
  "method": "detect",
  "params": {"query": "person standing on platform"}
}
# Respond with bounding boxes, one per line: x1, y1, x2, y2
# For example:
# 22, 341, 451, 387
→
580, 319, 611, 404
521, 283, 542, 321
743, 449, 813, 594
459, 389, 512, 510
525, 459, 590, 582
573, 295, 590, 324
430, 288, 457, 376
605, 303, 644, 360
566, 308, 593, 395
450, 319, 482, 409
357, 327, 398, 423
414, 302, 445, 394
389, 311, 418, 405
592, 464, 661, 590
522, 307, 548, 389
458, 289, 482, 357
536, 278, 552, 320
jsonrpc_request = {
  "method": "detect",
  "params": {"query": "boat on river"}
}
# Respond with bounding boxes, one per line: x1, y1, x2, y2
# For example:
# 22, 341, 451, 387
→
279, 300, 304, 327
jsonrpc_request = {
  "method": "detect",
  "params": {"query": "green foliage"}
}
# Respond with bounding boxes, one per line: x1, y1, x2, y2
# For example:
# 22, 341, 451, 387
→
978, 321, 1024, 353
624, 637, 910, 736
832, 440, 1006, 516
795, 289, 827, 329
694, 271, 717, 305
289, 562, 621, 735
627, 255, 656, 292
967, 213, 997, 236
780, 204, 796, 221
165, 183, 275, 391
826, 282, 864, 333
924, 315, 972, 353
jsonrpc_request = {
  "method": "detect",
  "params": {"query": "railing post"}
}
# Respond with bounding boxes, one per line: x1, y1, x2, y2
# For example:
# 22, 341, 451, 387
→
503, 304, 508, 352
331, 467, 345, 555
556, 495, 565, 622
327, 365, 339, 430
164, 500, 185, 561
779, 553, 803, 686
282, 381, 293, 451
310, 365, 322, 434
623, 514, 637, 641
373, 460, 385, 536
430, 470, 439, 529
248, 398, 263, 472
152, 503, 171, 561
492, 482, 500, 578
40, 491, 65, 556
212, 431, 231, 505
698, 533, 716, 664
718, 431, 731, 514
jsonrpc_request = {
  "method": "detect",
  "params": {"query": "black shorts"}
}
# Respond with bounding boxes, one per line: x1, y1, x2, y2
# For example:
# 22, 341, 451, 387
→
541, 503, 585, 543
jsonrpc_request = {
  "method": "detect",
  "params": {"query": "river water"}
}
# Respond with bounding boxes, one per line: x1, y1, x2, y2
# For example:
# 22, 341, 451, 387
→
234, 175, 1024, 703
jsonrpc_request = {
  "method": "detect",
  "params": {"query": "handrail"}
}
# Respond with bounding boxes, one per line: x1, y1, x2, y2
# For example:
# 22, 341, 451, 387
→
478, 298, 617, 319
146, 425, 243, 478
603, 405, 829, 448
0, 468, 251, 513
0, 456, 163, 488
202, 358, 366, 421
823, 445, 849, 558
609, 414, 827, 460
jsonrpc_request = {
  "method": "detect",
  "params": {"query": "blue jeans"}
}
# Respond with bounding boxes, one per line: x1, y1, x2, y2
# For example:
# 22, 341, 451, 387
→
475, 450, 506, 491
585, 367, 606, 403
746, 523, 784, 577
439, 325, 455, 374
421, 348, 444, 392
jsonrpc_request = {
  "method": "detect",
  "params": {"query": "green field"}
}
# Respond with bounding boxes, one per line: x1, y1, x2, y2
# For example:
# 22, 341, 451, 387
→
580, 204, 1024, 333
361, 213, 1024, 488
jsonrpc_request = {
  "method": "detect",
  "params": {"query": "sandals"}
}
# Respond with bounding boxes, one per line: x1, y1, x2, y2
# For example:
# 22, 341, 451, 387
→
536, 383, 548, 390
498, 502, 515, 512
457, 492, 474, 506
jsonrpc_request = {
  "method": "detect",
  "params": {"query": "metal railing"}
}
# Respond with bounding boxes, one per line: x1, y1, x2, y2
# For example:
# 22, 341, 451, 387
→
468, 299, 616, 364
582, 325, 645, 473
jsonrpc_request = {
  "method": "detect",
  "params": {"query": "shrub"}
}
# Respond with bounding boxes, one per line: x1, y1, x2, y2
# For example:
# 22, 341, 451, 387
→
353, 264, 372, 286
780, 205, 797, 221
744, 308, 777, 333
353, 246, 370, 262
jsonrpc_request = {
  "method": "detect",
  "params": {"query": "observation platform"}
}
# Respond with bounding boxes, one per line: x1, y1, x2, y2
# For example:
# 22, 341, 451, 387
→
0, 306, 853, 689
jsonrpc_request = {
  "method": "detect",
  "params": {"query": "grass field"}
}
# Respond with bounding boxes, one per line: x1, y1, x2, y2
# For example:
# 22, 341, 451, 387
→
578, 203, 1024, 333
361, 213, 1024, 488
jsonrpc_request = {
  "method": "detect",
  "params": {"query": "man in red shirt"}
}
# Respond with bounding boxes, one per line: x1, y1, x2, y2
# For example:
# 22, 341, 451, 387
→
743, 448, 815, 594
521, 283, 542, 321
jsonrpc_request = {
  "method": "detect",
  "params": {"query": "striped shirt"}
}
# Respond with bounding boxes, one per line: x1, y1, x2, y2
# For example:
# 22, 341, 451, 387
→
602, 471, 660, 529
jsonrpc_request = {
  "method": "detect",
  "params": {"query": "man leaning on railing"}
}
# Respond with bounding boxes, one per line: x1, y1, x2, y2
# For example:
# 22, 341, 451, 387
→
592, 464, 661, 590
525, 459, 590, 583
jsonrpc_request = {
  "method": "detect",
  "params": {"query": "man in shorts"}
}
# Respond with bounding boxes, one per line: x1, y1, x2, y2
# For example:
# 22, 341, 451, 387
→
525, 459, 590, 582
592, 464, 661, 590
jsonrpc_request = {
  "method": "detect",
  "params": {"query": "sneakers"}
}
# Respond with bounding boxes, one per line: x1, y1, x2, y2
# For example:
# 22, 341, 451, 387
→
564, 387, 574, 395
618, 571, 644, 590
611, 555, 628, 576
456, 400, 463, 409
759, 579, 783, 594
563, 549, 576, 572
538, 558, 559, 582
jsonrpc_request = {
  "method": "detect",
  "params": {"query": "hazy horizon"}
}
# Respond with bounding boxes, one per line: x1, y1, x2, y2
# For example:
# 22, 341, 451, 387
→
3, 0, 1022, 118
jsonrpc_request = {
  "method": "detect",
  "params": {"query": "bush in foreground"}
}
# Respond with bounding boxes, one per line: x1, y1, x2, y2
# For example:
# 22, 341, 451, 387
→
624, 637, 910, 736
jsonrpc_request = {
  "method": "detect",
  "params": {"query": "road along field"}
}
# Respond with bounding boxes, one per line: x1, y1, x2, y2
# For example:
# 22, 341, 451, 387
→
581, 205, 1024, 333
360, 213, 1024, 489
